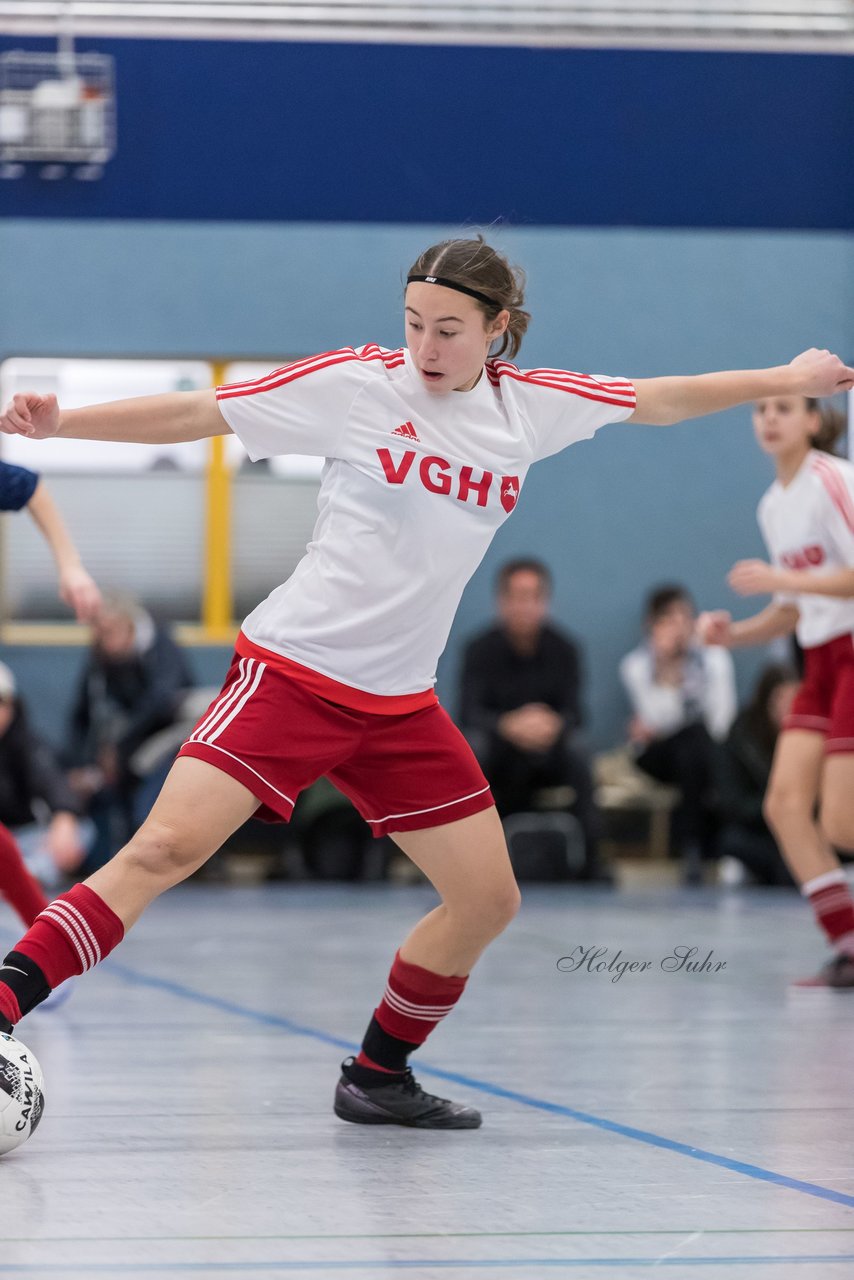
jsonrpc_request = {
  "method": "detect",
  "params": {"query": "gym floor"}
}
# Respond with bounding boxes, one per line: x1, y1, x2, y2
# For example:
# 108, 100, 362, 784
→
2, 878, 853, 1278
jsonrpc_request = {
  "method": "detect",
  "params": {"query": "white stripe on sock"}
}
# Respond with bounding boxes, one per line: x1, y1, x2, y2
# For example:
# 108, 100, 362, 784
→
382, 987, 456, 1020
46, 902, 96, 970
58, 899, 102, 965
383, 986, 456, 1016
802, 869, 849, 898
42, 907, 89, 971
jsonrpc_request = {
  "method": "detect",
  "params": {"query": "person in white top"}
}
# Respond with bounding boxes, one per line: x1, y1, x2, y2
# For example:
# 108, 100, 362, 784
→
699, 395, 854, 987
620, 584, 736, 883
0, 236, 851, 1130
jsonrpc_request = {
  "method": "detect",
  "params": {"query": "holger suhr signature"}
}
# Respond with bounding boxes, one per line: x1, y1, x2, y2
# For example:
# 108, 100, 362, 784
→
557, 945, 727, 983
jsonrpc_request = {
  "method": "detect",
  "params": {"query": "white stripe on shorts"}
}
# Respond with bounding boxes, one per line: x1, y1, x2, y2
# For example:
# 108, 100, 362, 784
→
202, 660, 266, 745
190, 658, 256, 741
363, 784, 491, 826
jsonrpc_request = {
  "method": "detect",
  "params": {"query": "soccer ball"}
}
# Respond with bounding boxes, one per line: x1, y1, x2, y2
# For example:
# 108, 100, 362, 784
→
0, 1033, 45, 1155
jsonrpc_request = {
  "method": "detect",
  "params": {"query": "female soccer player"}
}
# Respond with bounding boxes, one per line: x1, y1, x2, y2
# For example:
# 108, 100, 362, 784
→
0, 238, 851, 1127
699, 394, 854, 987
0, 459, 100, 929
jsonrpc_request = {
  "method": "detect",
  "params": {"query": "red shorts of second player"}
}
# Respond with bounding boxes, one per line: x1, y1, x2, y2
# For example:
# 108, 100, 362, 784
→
177, 651, 494, 837
784, 632, 854, 754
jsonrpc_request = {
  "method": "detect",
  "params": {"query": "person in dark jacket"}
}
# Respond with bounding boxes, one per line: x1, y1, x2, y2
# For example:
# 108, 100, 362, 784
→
65, 593, 194, 850
460, 558, 607, 880
715, 663, 800, 886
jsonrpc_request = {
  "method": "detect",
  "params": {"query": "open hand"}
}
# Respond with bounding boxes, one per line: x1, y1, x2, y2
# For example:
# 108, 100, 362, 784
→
59, 565, 102, 622
46, 812, 86, 874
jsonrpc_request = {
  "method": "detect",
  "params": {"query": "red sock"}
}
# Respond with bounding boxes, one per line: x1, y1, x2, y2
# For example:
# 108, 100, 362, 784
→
356, 950, 467, 1073
0, 884, 124, 1025
0, 823, 48, 927
803, 870, 854, 955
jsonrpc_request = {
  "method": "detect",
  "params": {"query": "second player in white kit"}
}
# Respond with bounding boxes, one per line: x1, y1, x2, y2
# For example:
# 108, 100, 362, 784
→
701, 397, 854, 986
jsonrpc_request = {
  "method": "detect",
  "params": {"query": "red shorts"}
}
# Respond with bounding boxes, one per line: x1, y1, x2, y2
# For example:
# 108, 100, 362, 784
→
177, 651, 494, 837
784, 632, 854, 754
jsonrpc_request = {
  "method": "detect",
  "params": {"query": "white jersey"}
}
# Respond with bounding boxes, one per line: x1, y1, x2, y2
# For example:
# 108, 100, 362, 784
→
619, 643, 736, 742
216, 344, 635, 704
757, 449, 854, 649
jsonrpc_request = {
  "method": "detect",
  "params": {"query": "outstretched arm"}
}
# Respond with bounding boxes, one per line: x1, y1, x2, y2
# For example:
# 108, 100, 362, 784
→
697, 603, 799, 650
26, 480, 102, 622
0, 388, 229, 444
729, 560, 854, 601
630, 348, 854, 427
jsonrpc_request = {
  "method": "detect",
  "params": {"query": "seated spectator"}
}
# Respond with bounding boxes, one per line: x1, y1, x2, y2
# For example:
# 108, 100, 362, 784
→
65, 593, 194, 857
0, 661, 92, 888
460, 558, 609, 881
715, 663, 799, 887
620, 584, 736, 883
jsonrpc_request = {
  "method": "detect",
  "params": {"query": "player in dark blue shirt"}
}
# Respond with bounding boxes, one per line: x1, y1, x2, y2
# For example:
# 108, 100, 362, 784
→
0, 460, 100, 622
0, 459, 39, 512
0, 459, 101, 928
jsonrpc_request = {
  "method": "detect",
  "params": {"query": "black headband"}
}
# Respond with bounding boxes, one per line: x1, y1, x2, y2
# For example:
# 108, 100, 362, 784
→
407, 274, 500, 309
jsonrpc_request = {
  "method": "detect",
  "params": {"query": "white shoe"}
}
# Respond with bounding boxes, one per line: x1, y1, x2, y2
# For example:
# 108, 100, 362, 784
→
718, 855, 747, 887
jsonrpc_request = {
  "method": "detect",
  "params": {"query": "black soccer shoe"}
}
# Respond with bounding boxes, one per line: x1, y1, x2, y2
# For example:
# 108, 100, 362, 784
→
0, 1016, 11, 1035
334, 1058, 482, 1129
792, 952, 854, 990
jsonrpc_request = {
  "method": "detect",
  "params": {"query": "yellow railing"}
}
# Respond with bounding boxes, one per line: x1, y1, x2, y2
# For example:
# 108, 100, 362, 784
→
202, 361, 234, 639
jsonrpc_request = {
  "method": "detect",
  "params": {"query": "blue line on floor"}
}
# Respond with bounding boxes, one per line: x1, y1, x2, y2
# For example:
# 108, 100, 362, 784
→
3, 1255, 854, 1271
104, 960, 854, 1211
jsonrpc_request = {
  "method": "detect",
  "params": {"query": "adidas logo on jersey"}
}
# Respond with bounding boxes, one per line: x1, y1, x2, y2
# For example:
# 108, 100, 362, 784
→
392, 421, 420, 441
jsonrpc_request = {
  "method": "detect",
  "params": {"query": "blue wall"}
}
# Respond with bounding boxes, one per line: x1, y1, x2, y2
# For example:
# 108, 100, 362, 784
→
1, 39, 852, 229
0, 37, 851, 747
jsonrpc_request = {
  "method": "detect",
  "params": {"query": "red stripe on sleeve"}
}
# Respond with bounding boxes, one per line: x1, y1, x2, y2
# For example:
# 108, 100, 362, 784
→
812, 456, 854, 536
486, 359, 636, 408
216, 347, 404, 401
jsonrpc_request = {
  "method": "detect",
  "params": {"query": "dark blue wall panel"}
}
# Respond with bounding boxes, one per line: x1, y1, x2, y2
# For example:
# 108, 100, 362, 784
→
0, 38, 851, 229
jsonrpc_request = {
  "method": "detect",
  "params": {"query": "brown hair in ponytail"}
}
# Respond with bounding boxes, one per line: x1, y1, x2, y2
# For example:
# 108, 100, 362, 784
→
407, 235, 531, 360
805, 398, 847, 455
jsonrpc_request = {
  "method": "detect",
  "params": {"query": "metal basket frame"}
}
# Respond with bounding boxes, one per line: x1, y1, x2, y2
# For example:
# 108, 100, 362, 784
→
0, 48, 116, 164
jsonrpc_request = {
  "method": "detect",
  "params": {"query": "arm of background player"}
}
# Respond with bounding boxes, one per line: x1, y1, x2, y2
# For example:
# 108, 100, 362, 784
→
730, 561, 854, 601
0, 388, 230, 445
629, 349, 854, 427
697, 603, 799, 649
26, 480, 102, 622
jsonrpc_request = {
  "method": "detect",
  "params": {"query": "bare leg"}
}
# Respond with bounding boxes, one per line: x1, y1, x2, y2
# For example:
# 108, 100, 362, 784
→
819, 754, 854, 853
391, 806, 521, 976
772, 744, 854, 986
335, 806, 519, 1127
763, 730, 836, 884
0, 758, 263, 1029
85, 757, 261, 930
